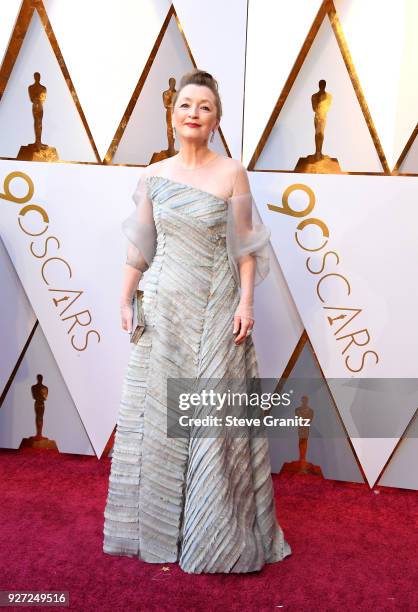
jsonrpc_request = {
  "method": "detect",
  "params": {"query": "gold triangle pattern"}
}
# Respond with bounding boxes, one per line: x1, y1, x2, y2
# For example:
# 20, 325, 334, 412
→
274, 330, 367, 486
247, 0, 389, 174
0, 0, 415, 479
105, 4, 231, 164
0, 0, 101, 163
393, 122, 418, 175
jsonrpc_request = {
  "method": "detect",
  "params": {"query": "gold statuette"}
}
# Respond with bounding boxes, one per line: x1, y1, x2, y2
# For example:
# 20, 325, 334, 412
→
281, 395, 323, 476
20, 374, 58, 450
149, 77, 178, 163
295, 79, 341, 174
17, 72, 59, 162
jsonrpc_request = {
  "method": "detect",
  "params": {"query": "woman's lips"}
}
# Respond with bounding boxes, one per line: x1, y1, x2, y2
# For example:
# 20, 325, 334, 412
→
184, 123, 200, 127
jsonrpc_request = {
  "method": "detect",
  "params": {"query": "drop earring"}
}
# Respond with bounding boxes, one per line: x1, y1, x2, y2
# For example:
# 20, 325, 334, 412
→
210, 130, 215, 143
172, 126, 176, 139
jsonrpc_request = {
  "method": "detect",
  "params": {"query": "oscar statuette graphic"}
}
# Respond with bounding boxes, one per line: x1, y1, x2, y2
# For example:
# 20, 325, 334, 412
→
17, 72, 59, 162
295, 79, 341, 173
149, 77, 178, 163
20, 374, 58, 450
281, 395, 322, 476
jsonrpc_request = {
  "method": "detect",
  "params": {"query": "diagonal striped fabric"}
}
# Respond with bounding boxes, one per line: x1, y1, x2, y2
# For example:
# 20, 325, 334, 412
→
103, 177, 291, 573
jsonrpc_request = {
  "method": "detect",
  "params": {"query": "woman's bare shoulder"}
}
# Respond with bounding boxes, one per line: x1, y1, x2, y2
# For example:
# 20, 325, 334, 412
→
142, 153, 244, 178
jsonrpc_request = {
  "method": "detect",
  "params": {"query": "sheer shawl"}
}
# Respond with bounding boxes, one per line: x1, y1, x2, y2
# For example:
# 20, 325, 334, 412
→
122, 169, 156, 272
225, 162, 270, 287
121, 154, 271, 285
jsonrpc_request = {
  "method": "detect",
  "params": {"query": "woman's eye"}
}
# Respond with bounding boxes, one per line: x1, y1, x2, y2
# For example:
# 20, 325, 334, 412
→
202, 106, 210, 111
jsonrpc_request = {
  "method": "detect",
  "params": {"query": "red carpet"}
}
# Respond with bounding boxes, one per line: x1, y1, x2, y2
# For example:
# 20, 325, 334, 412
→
0, 448, 417, 611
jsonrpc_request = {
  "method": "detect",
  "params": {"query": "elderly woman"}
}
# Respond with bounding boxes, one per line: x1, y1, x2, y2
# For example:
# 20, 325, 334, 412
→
103, 68, 291, 574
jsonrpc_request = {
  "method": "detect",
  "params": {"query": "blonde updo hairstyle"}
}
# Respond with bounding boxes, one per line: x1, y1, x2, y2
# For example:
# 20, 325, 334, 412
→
172, 68, 223, 121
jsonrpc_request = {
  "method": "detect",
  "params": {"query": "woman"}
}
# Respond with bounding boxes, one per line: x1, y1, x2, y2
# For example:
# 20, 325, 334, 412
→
103, 69, 292, 574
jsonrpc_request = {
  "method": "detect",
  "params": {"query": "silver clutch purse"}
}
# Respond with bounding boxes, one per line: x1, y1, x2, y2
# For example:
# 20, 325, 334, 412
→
130, 289, 145, 344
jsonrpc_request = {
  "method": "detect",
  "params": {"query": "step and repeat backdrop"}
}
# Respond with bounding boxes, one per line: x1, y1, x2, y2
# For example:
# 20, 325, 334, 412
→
0, 0, 417, 490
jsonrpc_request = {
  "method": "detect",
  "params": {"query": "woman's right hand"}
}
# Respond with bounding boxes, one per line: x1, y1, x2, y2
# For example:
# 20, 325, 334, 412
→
120, 300, 133, 333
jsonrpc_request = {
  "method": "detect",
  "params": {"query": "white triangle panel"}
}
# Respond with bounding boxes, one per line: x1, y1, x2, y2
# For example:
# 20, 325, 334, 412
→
43, 0, 171, 160
253, 172, 418, 377
334, 0, 418, 171
173, 0, 247, 160
255, 16, 382, 172
351, 438, 399, 488
0, 322, 95, 455
328, 378, 418, 488
251, 171, 418, 482
0, 11, 97, 162
0, 160, 143, 456
113, 15, 227, 165
243, 0, 323, 166
269, 342, 364, 484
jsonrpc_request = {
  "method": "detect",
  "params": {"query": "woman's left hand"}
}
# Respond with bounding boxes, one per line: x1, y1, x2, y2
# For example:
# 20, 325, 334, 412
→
233, 301, 254, 345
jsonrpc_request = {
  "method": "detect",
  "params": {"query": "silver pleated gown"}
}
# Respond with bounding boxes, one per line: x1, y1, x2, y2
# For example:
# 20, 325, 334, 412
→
103, 175, 292, 573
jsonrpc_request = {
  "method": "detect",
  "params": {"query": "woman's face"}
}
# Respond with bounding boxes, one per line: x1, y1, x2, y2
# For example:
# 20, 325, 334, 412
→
172, 84, 219, 144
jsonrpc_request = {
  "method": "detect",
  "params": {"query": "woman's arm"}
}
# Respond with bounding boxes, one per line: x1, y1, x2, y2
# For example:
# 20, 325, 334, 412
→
120, 171, 156, 333
233, 255, 255, 344
227, 160, 271, 345
120, 264, 142, 333
230, 163, 255, 345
